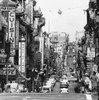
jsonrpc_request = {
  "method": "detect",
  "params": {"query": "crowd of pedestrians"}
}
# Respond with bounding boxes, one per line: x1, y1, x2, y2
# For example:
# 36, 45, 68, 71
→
74, 71, 99, 95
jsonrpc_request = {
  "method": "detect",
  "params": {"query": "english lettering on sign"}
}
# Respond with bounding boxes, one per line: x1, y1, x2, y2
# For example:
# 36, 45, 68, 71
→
1, 7, 15, 11
8, 7, 16, 56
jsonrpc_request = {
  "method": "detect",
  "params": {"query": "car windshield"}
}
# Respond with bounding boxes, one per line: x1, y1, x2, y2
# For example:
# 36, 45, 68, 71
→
43, 88, 49, 90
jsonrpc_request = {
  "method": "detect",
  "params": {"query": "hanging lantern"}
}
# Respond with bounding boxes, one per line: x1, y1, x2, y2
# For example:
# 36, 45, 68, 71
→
58, 9, 62, 15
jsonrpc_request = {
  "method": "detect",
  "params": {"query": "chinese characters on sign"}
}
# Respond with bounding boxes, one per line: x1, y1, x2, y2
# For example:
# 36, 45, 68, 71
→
0, 67, 16, 75
19, 37, 26, 73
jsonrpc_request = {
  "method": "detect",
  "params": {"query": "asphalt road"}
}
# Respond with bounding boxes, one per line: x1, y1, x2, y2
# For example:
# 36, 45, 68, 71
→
0, 82, 97, 100
0, 92, 97, 100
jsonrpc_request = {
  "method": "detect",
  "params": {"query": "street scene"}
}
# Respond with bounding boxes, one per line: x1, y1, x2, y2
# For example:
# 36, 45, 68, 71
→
0, 0, 99, 100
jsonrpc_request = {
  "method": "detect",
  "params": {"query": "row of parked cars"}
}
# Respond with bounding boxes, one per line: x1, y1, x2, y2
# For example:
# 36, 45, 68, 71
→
42, 75, 56, 93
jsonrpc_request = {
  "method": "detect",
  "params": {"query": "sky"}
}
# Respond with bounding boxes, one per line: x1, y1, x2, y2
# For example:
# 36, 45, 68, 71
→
35, 0, 89, 42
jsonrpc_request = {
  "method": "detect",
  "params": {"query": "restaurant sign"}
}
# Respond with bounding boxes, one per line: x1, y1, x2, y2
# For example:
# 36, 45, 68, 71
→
0, 67, 16, 75
8, 7, 16, 56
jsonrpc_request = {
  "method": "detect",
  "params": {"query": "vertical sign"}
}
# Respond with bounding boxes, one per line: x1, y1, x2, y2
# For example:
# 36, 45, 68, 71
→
21, 41, 26, 72
8, 7, 16, 56
16, 20, 19, 49
18, 36, 26, 73
39, 37, 44, 69
31, 0, 33, 27
18, 42, 21, 71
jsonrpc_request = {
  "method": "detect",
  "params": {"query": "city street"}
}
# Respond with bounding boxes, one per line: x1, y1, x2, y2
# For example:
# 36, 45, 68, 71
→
0, 0, 99, 100
0, 92, 96, 100
0, 82, 97, 100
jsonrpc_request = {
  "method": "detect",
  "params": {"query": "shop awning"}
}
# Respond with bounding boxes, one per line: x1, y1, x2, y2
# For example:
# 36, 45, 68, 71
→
0, 0, 18, 7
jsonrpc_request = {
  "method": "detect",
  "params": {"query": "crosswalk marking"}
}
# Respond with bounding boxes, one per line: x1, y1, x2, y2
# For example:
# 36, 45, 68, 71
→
86, 94, 92, 100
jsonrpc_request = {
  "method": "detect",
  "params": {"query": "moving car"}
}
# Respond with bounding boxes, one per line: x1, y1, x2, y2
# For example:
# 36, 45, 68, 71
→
60, 75, 69, 93
65, 73, 77, 82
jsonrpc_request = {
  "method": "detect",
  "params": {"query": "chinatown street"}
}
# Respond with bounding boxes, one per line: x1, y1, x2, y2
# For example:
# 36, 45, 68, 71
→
0, 82, 97, 100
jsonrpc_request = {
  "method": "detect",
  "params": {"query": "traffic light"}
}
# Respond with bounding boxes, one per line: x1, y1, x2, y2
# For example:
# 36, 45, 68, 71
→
5, 40, 10, 55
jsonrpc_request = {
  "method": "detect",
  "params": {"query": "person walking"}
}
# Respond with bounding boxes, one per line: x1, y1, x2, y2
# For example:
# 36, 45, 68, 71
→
84, 73, 92, 93
90, 71, 97, 94
96, 72, 99, 100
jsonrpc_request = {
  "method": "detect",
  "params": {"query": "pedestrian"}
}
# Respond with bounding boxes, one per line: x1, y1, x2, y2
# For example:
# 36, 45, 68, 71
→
84, 73, 92, 93
96, 72, 99, 100
90, 71, 97, 94
74, 79, 81, 93
0, 84, 2, 93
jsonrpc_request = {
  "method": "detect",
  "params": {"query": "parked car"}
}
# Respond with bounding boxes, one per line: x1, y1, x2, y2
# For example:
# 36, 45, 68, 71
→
4, 83, 27, 93
4, 83, 18, 93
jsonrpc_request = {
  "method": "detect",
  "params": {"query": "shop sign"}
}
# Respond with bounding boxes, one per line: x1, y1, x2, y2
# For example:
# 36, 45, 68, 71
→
8, 7, 16, 56
31, 0, 33, 26
15, 20, 19, 49
0, 67, 16, 75
18, 37, 26, 73
87, 47, 95, 59
39, 37, 44, 53
50, 34, 59, 43
21, 42, 25, 72
1, 7, 15, 11
92, 64, 98, 72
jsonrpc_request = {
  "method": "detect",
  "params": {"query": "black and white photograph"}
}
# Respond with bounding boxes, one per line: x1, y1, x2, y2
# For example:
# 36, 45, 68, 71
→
0, 0, 98, 100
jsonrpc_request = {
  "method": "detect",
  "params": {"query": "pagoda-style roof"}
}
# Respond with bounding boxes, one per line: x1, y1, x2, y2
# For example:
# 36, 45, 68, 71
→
16, 4, 24, 16
33, 10, 43, 18
38, 17, 45, 28
0, 0, 18, 7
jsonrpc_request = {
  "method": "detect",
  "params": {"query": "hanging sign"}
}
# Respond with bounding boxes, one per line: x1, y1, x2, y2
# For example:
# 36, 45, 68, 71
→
18, 37, 26, 73
8, 7, 16, 56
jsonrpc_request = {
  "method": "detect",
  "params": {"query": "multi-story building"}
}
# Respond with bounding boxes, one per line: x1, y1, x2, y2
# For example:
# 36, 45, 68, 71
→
0, 0, 45, 91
